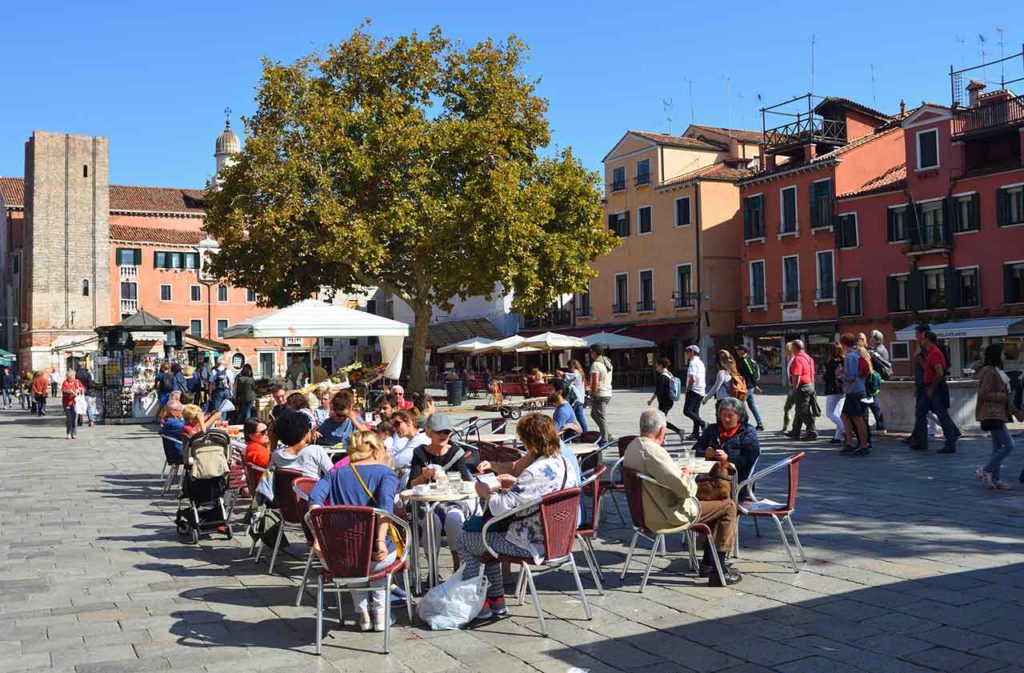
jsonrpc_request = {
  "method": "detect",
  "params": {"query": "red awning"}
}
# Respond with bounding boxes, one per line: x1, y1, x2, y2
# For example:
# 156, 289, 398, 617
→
623, 321, 695, 344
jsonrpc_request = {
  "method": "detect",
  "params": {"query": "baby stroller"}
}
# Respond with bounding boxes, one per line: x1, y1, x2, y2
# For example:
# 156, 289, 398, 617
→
175, 429, 233, 544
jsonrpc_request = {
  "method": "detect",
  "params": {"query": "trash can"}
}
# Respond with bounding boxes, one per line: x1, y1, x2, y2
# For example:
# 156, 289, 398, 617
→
445, 380, 464, 407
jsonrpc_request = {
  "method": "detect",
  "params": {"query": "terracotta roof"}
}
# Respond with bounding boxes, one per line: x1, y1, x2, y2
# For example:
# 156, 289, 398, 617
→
684, 124, 762, 145
658, 161, 754, 189
0, 177, 205, 215
627, 131, 726, 151
814, 96, 892, 121
839, 163, 907, 199
109, 224, 206, 245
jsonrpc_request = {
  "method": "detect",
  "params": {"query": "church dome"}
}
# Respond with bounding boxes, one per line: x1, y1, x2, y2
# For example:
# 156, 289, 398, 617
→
215, 120, 240, 156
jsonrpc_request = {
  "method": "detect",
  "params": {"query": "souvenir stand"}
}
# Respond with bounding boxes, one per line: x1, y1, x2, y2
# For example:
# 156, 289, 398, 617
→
95, 310, 185, 424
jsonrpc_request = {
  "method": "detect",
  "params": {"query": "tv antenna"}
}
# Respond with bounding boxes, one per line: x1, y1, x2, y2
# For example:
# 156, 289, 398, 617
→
870, 64, 877, 107
996, 27, 1006, 85
810, 35, 816, 92
684, 77, 696, 124
979, 34, 988, 83
956, 36, 966, 69
662, 97, 674, 134
722, 74, 732, 133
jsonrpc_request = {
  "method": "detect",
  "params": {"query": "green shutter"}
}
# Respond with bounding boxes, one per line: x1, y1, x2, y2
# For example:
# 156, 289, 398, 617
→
886, 276, 898, 312
908, 270, 924, 310
1005, 264, 1017, 303
837, 281, 848, 316
971, 193, 981, 230
941, 198, 952, 243
947, 267, 961, 308
996, 188, 1009, 226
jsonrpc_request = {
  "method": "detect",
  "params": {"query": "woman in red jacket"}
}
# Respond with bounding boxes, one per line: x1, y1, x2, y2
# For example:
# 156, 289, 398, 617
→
61, 370, 85, 439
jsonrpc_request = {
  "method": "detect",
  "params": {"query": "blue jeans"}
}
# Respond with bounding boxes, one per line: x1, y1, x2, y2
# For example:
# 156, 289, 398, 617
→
35, 395, 47, 416
1, 388, 11, 407
745, 389, 765, 427
571, 401, 588, 433
64, 405, 79, 437
984, 424, 1016, 481
237, 400, 255, 424
866, 398, 885, 430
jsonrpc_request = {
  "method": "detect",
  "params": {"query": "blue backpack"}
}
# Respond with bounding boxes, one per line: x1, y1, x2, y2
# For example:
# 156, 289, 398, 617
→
666, 372, 681, 402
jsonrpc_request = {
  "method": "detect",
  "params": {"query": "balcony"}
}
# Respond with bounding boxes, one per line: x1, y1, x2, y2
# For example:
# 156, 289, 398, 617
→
610, 179, 626, 192
763, 115, 846, 155
119, 265, 138, 280
612, 301, 629, 315
120, 299, 138, 314
952, 94, 1024, 139
673, 292, 696, 309
779, 291, 800, 307
810, 197, 835, 230
522, 307, 573, 330
906, 224, 950, 255
575, 304, 592, 318
634, 173, 651, 187
743, 221, 766, 241
637, 299, 655, 313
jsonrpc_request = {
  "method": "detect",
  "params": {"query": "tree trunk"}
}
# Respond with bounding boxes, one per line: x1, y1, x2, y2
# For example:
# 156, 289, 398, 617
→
407, 302, 432, 394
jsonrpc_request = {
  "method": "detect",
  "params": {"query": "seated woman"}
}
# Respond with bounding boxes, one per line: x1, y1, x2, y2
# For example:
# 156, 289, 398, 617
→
256, 411, 333, 504
308, 431, 400, 632
181, 403, 220, 439
243, 417, 271, 468
389, 410, 430, 470
693, 396, 761, 489
454, 413, 574, 621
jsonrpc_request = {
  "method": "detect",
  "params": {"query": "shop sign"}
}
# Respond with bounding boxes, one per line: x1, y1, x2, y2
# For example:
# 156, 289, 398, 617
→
132, 332, 166, 342
782, 307, 802, 322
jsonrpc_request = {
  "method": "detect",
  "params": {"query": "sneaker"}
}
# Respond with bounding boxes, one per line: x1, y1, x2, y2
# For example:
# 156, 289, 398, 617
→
784, 432, 801, 440
475, 599, 494, 621
389, 585, 407, 604
801, 432, 819, 441
936, 445, 957, 454
851, 446, 872, 456
829, 438, 842, 444
356, 611, 372, 632
977, 467, 995, 489
755, 425, 765, 431
708, 566, 742, 587
840, 445, 857, 454
992, 480, 1013, 490
371, 611, 395, 632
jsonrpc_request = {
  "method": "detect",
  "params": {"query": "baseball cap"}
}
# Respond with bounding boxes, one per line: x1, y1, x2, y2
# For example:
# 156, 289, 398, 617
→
685, 345, 700, 354
425, 414, 454, 433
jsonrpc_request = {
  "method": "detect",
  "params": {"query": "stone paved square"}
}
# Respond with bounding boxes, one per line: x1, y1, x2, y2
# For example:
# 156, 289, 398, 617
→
2, 390, 1024, 673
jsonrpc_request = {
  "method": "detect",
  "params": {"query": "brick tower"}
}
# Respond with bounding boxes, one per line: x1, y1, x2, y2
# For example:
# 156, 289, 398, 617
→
21, 131, 111, 369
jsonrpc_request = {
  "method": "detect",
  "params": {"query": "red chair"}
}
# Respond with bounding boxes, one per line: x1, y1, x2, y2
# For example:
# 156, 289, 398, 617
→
576, 465, 607, 594
293, 477, 319, 606
526, 382, 552, 398
576, 430, 603, 444
306, 506, 412, 655
258, 468, 306, 574
736, 451, 806, 572
619, 466, 726, 592
481, 488, 591, 636
616, 434, 637, 458
477, 441, 523, 464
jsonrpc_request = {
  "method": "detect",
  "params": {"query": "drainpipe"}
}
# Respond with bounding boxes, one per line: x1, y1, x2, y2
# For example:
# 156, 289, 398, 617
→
694, 182, 704, 352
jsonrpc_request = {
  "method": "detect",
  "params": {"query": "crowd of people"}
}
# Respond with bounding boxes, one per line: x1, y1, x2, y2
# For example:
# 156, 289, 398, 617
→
0, 364, 97, 438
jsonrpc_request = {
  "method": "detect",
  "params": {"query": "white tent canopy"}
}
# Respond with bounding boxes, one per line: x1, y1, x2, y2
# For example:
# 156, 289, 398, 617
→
437, 337, 495, 354
223, 299, 409, 379
582, 332, 656, 350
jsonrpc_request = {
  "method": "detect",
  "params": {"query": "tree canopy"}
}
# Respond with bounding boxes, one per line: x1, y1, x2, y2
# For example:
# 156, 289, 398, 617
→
204, 25, 615, 391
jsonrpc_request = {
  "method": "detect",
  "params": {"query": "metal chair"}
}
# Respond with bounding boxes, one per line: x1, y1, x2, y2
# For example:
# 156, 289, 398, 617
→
306, 506, 412, 655
160, 434, 185, 495
481, 487, 591, 637
575, 466, 607, 594
258, 468, 306, 574
619, 466, 726, 592
242, 462, 268, 556
293, 477, 319, 605
576, 430, 603, 444
736, 451, 806, 572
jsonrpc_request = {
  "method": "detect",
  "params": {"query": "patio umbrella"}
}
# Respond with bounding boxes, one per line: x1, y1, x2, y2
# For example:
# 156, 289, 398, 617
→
517, 332, 588, 371
582, 332, 656, 350
437, 337, 495, 354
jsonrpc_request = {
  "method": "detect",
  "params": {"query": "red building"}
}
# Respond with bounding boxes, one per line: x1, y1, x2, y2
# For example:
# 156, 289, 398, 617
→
736, 95, 906, 382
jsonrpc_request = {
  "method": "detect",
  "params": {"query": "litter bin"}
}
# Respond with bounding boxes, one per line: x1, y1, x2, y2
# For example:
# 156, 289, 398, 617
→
445, 380, 464, 407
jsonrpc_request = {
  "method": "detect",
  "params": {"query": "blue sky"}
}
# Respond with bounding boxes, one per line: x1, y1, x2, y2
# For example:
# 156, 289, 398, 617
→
0, 1, 1019, 187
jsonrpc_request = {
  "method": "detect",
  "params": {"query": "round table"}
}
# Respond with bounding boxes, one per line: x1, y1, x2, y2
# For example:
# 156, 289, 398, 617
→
400, 487, 477, 593
478, 432, 518, 444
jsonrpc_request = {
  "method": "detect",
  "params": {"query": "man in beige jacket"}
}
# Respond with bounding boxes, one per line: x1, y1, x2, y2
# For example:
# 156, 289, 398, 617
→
623, 409, 741, 585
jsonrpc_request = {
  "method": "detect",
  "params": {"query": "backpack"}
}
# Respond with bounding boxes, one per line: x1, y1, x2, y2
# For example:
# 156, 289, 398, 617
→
746, 359, 761, 386
870, 351, 893, 381
159, 374, 173, 393
189, 432, 230, 480
729, 373, 749, 401
665, 372, 681, 402
866, 370, 882, 397
214, 368, 229, 391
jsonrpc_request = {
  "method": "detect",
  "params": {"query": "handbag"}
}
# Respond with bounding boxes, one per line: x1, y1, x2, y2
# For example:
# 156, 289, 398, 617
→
980, 419, 1005, 432
351, 463, 406, 558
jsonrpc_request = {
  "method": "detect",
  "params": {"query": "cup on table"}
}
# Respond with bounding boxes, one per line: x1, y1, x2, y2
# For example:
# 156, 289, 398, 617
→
460, 480, 476, 494
413, 484, 429, 496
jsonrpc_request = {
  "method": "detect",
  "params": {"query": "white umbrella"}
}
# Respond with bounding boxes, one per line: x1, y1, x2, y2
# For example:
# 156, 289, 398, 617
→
583, 332, 656, 350
476, 335, 526, 354
437, 337, 495, 354
518, 331, 587, 351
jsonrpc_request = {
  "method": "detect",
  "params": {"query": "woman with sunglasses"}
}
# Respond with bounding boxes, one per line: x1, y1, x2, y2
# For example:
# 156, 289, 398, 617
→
389, 410, 429, 469
243, 417, 271, 468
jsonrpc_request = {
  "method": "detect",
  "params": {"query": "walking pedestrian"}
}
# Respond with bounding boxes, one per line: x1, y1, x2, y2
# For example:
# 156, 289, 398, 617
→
61, 370, 85, 439
839, 333, 870, 455
780, 341, 796, 434
18, 371, 32, 410
907, 325, 930, 449
0, 366, 13, 409
234, 363, 258, 423
31, 370, 49, 416
565, 360, 589, 433
786, 340, 819, 441
734, 345, 765, 430
915, 330, 961, 454
975, 343, 1022, 490
209, 356, 232, 414
75, 362, 96, 427
823, 343, 845, 444
702, 350, 745, 409
863, 331, 890, 433
588, 344, 614, 441
49, 367, 60, 398
682, 345, 707, 439
647, 357, 683, 439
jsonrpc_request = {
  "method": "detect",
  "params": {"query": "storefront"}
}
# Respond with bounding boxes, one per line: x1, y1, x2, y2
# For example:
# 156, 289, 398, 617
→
739, 320, 838, 386
894, 317, 1024, 378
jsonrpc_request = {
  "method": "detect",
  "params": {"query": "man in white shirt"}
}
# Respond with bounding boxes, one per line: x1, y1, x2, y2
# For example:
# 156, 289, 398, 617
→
682, 345, 708, 439
49, 368, 60, 398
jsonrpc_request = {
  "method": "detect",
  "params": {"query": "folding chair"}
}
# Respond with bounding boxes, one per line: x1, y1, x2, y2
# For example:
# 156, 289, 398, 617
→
736, 451, 806, 572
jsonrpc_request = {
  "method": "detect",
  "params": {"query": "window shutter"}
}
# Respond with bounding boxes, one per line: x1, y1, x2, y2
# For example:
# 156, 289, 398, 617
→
809, 188, 817, 228
849, 218, 858, 247
742, 201, 751, 238
996, 188, 1009, 226
941, 198, 952, 243
971, 193, 981, 230
886, 277, 898, 312
908, 270, 924, 310
1005, 264, 1016, 303
909, 204, 922, 245
115, 248, 123, 266
946, 267, 961, 308
608, 214, 616, 233
837, 281, 848, 315
886, 209, 896, 242
623, 210, 630, 236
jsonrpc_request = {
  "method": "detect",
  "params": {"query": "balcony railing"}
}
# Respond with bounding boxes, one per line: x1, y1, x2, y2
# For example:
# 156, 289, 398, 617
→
744, 221, 766, 241
673, 292, 696, 309
635, 173, 651, 187
779, 290, 800, 306
119, 265, 138, 280
576, 305, 592, 318
120, 299, 138, 314
637, 299, 655, 313
952, 95, 1024, 138
763, 115, 846, 153
810, 197, 835, 229
746, 294, 767, 308
611, 180, 626, 192
907, 224, 950, 251
612, 301, 629, 315
523, 308, 572, 329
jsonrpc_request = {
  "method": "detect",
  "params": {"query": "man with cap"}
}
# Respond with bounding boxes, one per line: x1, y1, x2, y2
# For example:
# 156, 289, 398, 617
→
683, 345, 708, 439
735, 345, 765, 430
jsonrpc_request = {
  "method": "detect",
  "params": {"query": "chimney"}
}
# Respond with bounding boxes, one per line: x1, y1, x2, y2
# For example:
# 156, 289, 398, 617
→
899, 99, 906, 116
966, 80, 986, 107
803, 143, 818, 162
728, 137, 740, 159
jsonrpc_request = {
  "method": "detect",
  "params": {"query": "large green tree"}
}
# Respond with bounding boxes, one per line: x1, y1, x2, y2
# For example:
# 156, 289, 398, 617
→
204, 25, 615, 392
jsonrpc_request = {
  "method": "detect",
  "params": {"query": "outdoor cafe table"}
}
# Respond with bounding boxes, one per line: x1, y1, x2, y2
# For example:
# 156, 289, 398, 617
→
400, 486, 476, 594
478, 433, 519, 444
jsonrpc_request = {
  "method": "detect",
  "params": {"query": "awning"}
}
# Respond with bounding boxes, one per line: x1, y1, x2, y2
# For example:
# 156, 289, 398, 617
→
623, 321, 695, 344
183, 334, 231, 353
895, 317, 1024, 341
0, 348, 15, 359
738, 320, 837, 337
50, 335, 101, 353
426, 317, 501, 349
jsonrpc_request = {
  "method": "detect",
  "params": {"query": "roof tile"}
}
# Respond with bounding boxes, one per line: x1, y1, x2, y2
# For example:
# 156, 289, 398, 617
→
838, 163, 907, 198
684, 124, 762, 144
0, 177, 205, 214
628, 131, 726, 151
0, 177, 25, 208
109, 224, 206, 245
659, 161, 754, 189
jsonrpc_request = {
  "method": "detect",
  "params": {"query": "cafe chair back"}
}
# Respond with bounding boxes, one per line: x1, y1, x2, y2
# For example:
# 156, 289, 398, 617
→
160, 434, 185, 495
736, 451, 806, 572
292, 477, 318, 606
260, 468, 305, 574
575, 466, 607, 594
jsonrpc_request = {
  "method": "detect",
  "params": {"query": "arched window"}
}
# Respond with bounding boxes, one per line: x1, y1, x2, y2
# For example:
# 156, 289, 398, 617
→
82, 279, 89, 297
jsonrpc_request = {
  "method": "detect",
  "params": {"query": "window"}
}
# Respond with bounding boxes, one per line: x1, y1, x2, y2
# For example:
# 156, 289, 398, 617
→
82, 279, 89, 297
83, 164, 88, 178
120, 281, 137, 300
675, 264, 693, 308
190, 285, 201, 302
780, 186, 797, 234
613, 273, 629, 314
184, 253, 198, 270
217, 319, 228, 338
916, 129, 939, 170
259, 352, 275, 378
611, 167, 626, 192
116, 248, 141, 266
955, 267, 980, 307
743, 195, 764, 240
217, 285, 228, 302
815, 251, 834, 301
323, 338, 335, 346
674, 197, 691, 226
608, 211, 630, 237
997, 185, 1024, 226
576, 284, 592, 317
914, 201, 946, 246
364, 299, 377, 315
749, 260, 766, 307
189, 319, 202, 337
953, 193, 980, 233
887, 206, 908, 242
782, 256, 800, 304
810, 179, 833, 229
838, 280, 862, 316
154, 251, 199, 269
890, 342, 910, 361
887, 274, 910, 312
637, 206, 652, 235
836, 213, 858, 248
638, 270, 654, 312
246, 288, 257, 303
1004, 262, 1024, 304
635, 159, 650, 186
160, 285, 171, 301
923, 268, 947, 309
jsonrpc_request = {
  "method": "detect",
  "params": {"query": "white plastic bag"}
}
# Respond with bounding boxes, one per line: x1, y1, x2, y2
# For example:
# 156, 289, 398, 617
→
74, 394, 88, 415
416, 563, 489, 630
